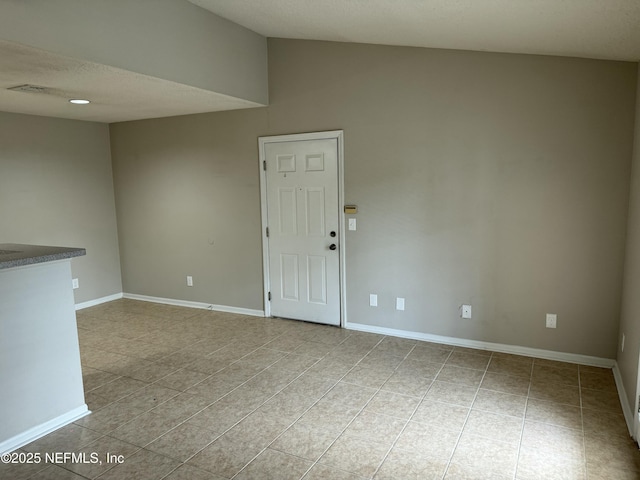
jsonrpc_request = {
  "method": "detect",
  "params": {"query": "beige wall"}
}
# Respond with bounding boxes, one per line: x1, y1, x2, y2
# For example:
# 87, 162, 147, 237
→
0, 111, 122, 304
618, 64, 640, 412
110, 39, 637, 358
110, 109, 268, 309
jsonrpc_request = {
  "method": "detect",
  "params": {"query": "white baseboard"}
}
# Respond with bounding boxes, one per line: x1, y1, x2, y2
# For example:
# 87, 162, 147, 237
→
75, 292, 123, 311
345, 321, 615, 368
122, 293, 265, 317
613, 362, 635, 438
0, 405, 90, 455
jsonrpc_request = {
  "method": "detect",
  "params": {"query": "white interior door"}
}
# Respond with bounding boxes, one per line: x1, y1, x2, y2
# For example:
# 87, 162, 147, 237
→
260, 133, 342, 326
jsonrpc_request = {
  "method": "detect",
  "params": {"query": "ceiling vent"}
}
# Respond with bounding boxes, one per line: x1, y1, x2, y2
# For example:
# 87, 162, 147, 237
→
7, 84, 48, 93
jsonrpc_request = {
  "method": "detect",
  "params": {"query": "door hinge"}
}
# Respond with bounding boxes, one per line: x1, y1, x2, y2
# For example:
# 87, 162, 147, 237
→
263, 160, 266, 171
268, 292, 271, 301
266, 226, 269, 237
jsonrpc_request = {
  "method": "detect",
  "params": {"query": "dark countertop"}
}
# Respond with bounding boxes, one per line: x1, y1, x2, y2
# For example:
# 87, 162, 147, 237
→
0, 243, 86, 269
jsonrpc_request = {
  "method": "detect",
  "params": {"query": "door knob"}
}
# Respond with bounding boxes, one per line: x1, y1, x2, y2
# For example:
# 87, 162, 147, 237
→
330, 231, 336, 237
329, 244, 337, 250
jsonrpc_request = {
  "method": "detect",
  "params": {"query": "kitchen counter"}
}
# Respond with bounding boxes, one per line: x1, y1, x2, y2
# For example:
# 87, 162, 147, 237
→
0, 243, 88, 454
0, 243, 86, 269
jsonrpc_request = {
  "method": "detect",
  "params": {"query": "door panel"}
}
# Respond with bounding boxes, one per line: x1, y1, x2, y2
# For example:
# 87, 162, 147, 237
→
277, 154, 296, 172
280, 254, 299, 301
305, 188, 325, 236
278, 188, 298, 235
264, 138, 340, 325
307, 255, 327, 304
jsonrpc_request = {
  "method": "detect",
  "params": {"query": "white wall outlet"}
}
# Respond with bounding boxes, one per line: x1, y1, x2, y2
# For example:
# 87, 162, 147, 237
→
348, 218, 357, 231
622, 333, 625, 352
546, 313, 557, 328
72, 278, 79, 289
461, 304, 472, 319
369, 294, 378, 307
186, 275, 193, 287
396, 297, 405, 311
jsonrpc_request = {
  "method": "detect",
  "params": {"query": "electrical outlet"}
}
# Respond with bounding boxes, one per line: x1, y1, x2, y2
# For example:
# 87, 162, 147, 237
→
186, 275, 193, 287
72, 278, 79, 289
461, 304, 472, 319
369, 294, 378, 307
396, 297, 405, 311
546, 313, 557, 329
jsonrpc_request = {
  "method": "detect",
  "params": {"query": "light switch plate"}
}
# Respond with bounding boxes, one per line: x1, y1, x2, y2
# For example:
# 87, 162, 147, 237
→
348, 218, 357, 231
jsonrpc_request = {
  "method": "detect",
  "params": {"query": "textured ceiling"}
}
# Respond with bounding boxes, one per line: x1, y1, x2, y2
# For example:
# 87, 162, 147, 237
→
190, 0, 640, 61
0, 40, 262, 123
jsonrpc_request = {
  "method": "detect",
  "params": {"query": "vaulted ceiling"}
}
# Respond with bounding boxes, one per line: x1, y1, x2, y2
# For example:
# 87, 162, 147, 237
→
1, 0, 639, 123
191, 0, 640, 61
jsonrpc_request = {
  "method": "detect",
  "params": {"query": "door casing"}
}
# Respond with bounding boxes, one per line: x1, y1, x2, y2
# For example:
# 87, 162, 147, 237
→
258, 130, 346, 327
635, 354, 640, 440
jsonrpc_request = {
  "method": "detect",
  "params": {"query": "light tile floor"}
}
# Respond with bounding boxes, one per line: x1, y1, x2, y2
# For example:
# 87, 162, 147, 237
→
3, 299, 640, 479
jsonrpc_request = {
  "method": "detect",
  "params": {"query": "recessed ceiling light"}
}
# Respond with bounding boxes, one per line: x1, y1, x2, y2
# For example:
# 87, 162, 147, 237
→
69, 99, 90, 105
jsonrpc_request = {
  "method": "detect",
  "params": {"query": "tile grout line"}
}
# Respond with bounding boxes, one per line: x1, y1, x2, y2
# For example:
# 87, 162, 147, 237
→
153, 327, 374, 478
78, 322, 248, 400
368, 344, 454, 480
232, 333, 392, 480
76, 327, 331, 478
51, 329, 216, 479
146, 329, 312, 480
76, 312, 386, 479
76, 338, 268, 435
159, 333, 343, 476
512, 356, 535, 480
69, 304, 631, 480
578, 365, 588, 479
440, 350, 494, 480
244, 335, 431, 479
218, 340, 471, 479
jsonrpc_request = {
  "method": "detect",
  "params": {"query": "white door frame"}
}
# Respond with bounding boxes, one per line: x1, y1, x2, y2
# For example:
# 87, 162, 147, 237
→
635, 354, 640, 440
258, 130, 346, 327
